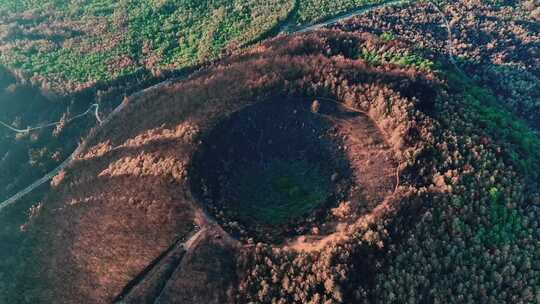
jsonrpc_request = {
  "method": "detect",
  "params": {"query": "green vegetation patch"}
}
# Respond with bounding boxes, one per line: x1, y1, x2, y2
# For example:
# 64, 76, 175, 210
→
294, 0, 387, 25
0, 0, 418, 91
445, 69, 540, 180
430, 66, 537, 248
379, 31, 396, 42
125, 0, 294, 67
231, 158, 331, 226
0, 0, 294, 89
359, 47, 435, 71
478, 187, 525, 246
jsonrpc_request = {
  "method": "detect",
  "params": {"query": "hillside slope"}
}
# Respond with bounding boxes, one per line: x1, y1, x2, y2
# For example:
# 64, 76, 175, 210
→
7, 28, 539, 303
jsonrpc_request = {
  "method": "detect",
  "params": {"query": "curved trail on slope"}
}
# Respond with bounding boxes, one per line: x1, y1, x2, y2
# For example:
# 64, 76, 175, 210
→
0, 80, 175, 211
0, 103, 101, 133
0, 0, 460, 216
427, 0, 461, 71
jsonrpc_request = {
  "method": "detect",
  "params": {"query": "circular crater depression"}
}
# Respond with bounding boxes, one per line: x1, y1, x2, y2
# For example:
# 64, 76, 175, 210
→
190, 98, 396, 243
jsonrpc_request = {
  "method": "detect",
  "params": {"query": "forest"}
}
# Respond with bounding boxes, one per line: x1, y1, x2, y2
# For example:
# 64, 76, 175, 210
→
0, 0, 391, 95
0, 0, 539, 303
7, 25, 536, 303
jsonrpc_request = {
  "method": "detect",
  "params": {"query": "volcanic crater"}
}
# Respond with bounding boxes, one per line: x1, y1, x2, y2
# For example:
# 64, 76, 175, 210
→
189, 97, 397, 244
17, 30, 445, 303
